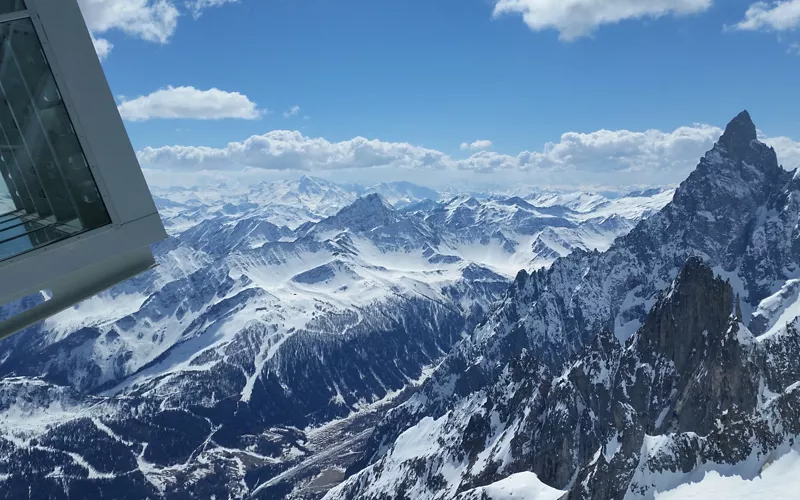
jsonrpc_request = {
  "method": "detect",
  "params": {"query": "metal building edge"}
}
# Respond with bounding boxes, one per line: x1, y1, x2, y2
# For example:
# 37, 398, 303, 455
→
0, 0, 167, 338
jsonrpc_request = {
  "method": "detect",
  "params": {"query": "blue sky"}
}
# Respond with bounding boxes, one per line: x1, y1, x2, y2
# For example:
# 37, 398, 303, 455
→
78, 0, 800, 191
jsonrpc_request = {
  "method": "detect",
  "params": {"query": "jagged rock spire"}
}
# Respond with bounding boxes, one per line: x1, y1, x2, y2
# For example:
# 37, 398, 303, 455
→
719, 110, 757, 149
710, 110, 784, 182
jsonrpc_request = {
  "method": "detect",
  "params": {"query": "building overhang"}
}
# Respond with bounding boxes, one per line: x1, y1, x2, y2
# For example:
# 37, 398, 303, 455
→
0, 0, 167, 339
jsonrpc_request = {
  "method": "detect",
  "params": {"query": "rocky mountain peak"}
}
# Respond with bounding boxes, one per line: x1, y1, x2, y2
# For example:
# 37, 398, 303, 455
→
318, 193, 396, 222
296, 175, 338, 195
708, 110, 783, 180
308, 193, 411, 239
449, 196, 481, 209
347, 193, 396, 214
719, 110, 757, 149
499, 196, 536, 210
657, 112, 789, 270
297, 175, 319, 191
670, 255, 718, 290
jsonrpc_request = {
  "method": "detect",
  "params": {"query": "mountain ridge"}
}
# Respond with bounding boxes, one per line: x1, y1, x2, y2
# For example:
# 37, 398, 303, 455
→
0, 169, 674, 498
324, 111, 800, 500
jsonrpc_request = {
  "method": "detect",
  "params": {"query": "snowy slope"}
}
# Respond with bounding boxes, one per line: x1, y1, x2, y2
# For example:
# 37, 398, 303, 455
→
152, 176, 358, 232
527, 191, 610, 213
526, 189, 675, 222
361, 181, 440, 208
408, 191, 671, 274
456, 472, 566, 500
654, 447, 800, 500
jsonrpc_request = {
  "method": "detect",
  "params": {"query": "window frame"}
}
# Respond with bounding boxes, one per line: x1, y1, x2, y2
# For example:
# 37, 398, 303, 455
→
0, 0, 166, 336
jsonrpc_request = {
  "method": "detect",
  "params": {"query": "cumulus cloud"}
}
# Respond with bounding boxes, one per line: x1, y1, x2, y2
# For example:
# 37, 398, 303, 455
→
283, 105, 301, 118
460, 140, 494, 151
118, 86, 265, 121
77, 0, 179, 45
493, 0, 713, 41
77, 0, 235, 59
137, 121, 800, 190
764, 135, 800, 170
138, 131, 447, 170
532, 124, 724, 172
139, 124, 800, 191
734, 0, 800, 32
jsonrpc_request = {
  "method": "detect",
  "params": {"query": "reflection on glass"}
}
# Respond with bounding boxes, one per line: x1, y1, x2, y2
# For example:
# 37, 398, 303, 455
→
0, 0, 25, 15
0, 17, 110, 262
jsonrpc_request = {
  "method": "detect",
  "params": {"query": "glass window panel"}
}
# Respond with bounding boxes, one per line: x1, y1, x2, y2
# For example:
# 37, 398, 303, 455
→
0, 17, 110, 262
0, 0, 25, 15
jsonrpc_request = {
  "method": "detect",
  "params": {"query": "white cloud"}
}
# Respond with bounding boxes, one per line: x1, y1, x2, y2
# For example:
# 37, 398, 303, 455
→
734, 0, 800, 32
283, 105, 301, 118
118, 86, 265, 121
460, 140, 494, 151
765, 135, 800, 170
91, 35, 113, 61
528, 124, 724, 172
137, 121, 800, 190
138, 131, 447, 170
77, 0, 179, 44
492, 0, 713, 41
188, 0, 240, 18
77, 0, 235, 59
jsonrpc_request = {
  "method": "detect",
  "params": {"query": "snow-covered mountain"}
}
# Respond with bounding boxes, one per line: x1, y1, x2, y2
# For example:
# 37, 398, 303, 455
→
408, 193, 674, 274
360, 181, 440, 209
0, 173, 670, 498
324, 111, 800, 500
153, 177, 673, 277
153, 176, 358, 232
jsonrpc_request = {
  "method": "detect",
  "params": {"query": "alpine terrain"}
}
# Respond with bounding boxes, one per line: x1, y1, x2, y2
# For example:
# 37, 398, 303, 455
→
324, 111, 800, 500
0, 174, 668, 498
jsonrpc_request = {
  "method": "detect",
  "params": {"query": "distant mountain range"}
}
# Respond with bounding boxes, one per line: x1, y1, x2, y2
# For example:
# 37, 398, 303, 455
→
0, 174, 673, 498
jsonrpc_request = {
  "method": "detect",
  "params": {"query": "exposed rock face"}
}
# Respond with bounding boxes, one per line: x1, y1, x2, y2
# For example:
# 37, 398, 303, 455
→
626, 257, 749, 436
325, 111, 800, 500
329, 258, 800, 500
572, 259, 800, 500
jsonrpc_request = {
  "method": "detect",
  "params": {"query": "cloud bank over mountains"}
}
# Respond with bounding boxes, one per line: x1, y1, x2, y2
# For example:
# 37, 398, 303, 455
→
138, 123, 800, 191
